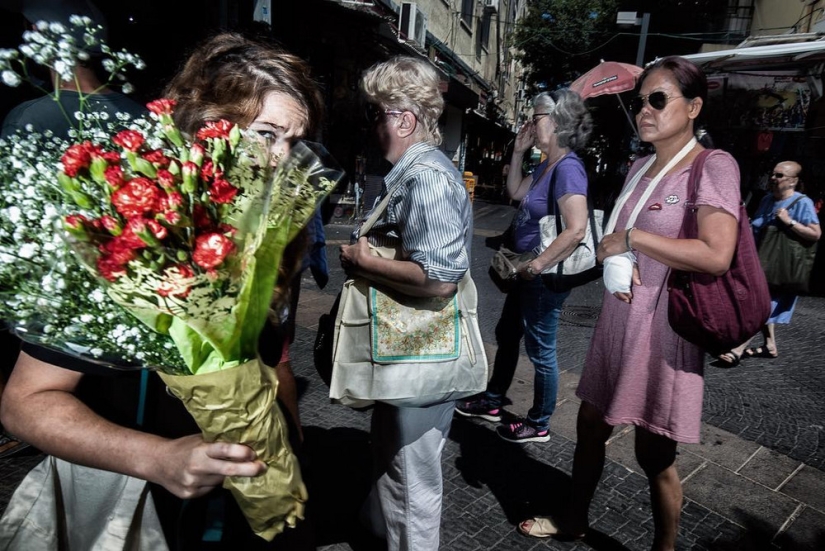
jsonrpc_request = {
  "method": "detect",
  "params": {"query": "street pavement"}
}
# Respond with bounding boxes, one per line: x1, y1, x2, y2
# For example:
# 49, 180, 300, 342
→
1, 199, 823, 550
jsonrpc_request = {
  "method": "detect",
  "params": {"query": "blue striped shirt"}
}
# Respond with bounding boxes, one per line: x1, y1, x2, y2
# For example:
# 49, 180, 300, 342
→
355, 142, 472, 283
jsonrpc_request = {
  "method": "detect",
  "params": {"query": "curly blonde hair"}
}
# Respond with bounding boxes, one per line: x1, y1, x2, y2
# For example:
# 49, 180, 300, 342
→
360, 56, 444, 146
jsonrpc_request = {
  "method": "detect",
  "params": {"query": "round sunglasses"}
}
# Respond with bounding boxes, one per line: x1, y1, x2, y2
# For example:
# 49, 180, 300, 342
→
629, 91, 684, 115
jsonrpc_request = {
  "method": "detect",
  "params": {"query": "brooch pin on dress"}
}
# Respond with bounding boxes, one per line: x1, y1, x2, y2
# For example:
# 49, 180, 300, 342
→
648, 203, 662, 211
665, 195, 679, 205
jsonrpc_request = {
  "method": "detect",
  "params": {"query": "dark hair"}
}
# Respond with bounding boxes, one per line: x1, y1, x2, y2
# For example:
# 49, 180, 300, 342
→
638, 56, 707, 104
638, 56, 711, 145
164, 33, 324, 139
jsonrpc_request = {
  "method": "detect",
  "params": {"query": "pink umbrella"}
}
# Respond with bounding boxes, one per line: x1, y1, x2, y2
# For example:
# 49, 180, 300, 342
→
570, 60, 643, 135
570, 60, 642, 99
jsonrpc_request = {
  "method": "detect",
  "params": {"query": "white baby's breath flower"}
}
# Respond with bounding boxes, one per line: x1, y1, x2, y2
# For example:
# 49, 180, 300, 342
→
19, 243, 38, 259
122, 82, 134, 94
52, 60, 73, 81
1, 70, 20, 87
6, 206, 21, 224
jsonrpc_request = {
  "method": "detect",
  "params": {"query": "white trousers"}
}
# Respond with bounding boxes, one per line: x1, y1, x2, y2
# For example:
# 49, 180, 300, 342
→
363, 401, 455, 551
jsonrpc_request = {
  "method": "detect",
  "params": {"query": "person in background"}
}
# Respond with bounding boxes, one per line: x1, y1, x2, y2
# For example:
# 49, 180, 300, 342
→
0, 0, 145, 461
1, 33, 324, 548
518, 56, 740, 551
339, 56, 472, 551
719, 161, 821, 365
1, 0, 145, 140
456, 90, 592, 444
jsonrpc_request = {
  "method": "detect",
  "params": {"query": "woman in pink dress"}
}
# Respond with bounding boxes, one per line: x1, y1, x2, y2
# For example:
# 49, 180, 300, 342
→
518, 57, 741, 551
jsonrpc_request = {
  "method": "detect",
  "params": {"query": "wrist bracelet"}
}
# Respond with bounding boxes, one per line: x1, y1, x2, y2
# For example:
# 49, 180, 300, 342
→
625, 227, 635, 252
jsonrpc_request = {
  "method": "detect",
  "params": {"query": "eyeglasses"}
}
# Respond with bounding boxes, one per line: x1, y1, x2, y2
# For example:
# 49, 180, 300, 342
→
364, 103, 404, 123
629, 91, 684, 115
771, 172, 797, 179
532, 112, 552, 123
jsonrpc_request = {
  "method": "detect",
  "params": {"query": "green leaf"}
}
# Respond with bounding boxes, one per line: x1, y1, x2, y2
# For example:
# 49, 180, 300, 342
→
89, 157, 109, 185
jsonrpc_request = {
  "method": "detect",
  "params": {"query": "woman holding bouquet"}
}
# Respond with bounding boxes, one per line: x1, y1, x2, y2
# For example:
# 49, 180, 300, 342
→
1, 33, 323, 549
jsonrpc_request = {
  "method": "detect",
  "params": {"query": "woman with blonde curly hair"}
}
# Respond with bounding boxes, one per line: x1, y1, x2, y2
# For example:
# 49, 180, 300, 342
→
340, 56, 473, 551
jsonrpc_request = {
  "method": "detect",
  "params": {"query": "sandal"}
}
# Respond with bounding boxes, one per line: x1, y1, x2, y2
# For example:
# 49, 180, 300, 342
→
744, 346, 778, 359
717, 351, 741, 367
517, 516, 585, 540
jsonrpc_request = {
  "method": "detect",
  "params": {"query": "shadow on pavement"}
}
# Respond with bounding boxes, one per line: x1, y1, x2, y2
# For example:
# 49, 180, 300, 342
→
301, 425, 387, 551
449, 416, 629, 550
708, 509, 825, 551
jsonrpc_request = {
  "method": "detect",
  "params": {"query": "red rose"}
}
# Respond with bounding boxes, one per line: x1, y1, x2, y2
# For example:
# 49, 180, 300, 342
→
64, 214, 89, 230
156, 169, 176, 189
147, 219, 168, 240
193, 232, 234, 269
101, 151, 121, 164
112, 130, 145, 152
104, 165, 125, 189
112, 177, 162, 218
146, 98, 176, 116
156, 264, 194, 298
99, 215, 122, 235
142, 149, 171, 167
118, 220, 151, 249
97, 256, 128, 282
82, 142, 104, 158
160, 211, 181, 225
200, 160, 215, 180
181, 161, 198, 177
100, 238, 139, 262
196, 120, 234, 141
209, 178, 238, 204
158, 190, 183, 212
192, 205, 213, 229
61, 143, 93, 177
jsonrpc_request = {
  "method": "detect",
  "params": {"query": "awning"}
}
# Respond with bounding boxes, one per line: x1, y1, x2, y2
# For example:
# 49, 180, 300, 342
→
683, 40, 825, 73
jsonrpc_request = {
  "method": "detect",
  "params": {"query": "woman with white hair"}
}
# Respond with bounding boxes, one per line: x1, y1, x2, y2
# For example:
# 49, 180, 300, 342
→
457, 89, 592, 443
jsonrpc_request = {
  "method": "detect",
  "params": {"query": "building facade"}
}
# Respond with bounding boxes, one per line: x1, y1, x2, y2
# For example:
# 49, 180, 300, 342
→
251, 0, 527, 213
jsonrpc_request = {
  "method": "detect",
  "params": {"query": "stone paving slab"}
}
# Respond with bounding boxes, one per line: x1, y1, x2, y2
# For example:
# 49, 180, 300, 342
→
737, 447, 802, 491
779, 465, 825, 513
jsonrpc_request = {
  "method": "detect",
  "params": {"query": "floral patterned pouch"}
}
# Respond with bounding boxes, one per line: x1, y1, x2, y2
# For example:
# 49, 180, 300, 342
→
369, 287, 461, 363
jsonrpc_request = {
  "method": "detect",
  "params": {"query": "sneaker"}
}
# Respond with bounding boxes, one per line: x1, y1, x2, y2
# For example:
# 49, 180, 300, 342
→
497, 420, 550, 443
455, 397, 502, 422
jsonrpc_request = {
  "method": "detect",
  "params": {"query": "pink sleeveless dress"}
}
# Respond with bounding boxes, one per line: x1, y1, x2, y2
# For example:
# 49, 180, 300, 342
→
577, 150, 741, 443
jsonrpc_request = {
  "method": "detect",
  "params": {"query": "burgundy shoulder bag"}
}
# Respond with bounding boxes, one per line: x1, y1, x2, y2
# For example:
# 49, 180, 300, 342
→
667, 149, 771, 356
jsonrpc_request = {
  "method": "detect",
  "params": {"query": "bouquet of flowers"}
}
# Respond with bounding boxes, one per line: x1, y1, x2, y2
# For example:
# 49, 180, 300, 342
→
0, 16, 343, 541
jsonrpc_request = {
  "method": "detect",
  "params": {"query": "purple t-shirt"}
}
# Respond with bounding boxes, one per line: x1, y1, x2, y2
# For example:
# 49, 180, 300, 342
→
512, 152, 588, 252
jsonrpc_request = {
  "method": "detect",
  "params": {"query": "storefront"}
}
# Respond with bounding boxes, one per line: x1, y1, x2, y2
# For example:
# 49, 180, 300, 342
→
684, 38, 825, 294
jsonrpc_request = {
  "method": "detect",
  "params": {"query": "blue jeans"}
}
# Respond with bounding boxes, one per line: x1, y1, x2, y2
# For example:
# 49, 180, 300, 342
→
484, 277, 569, 430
